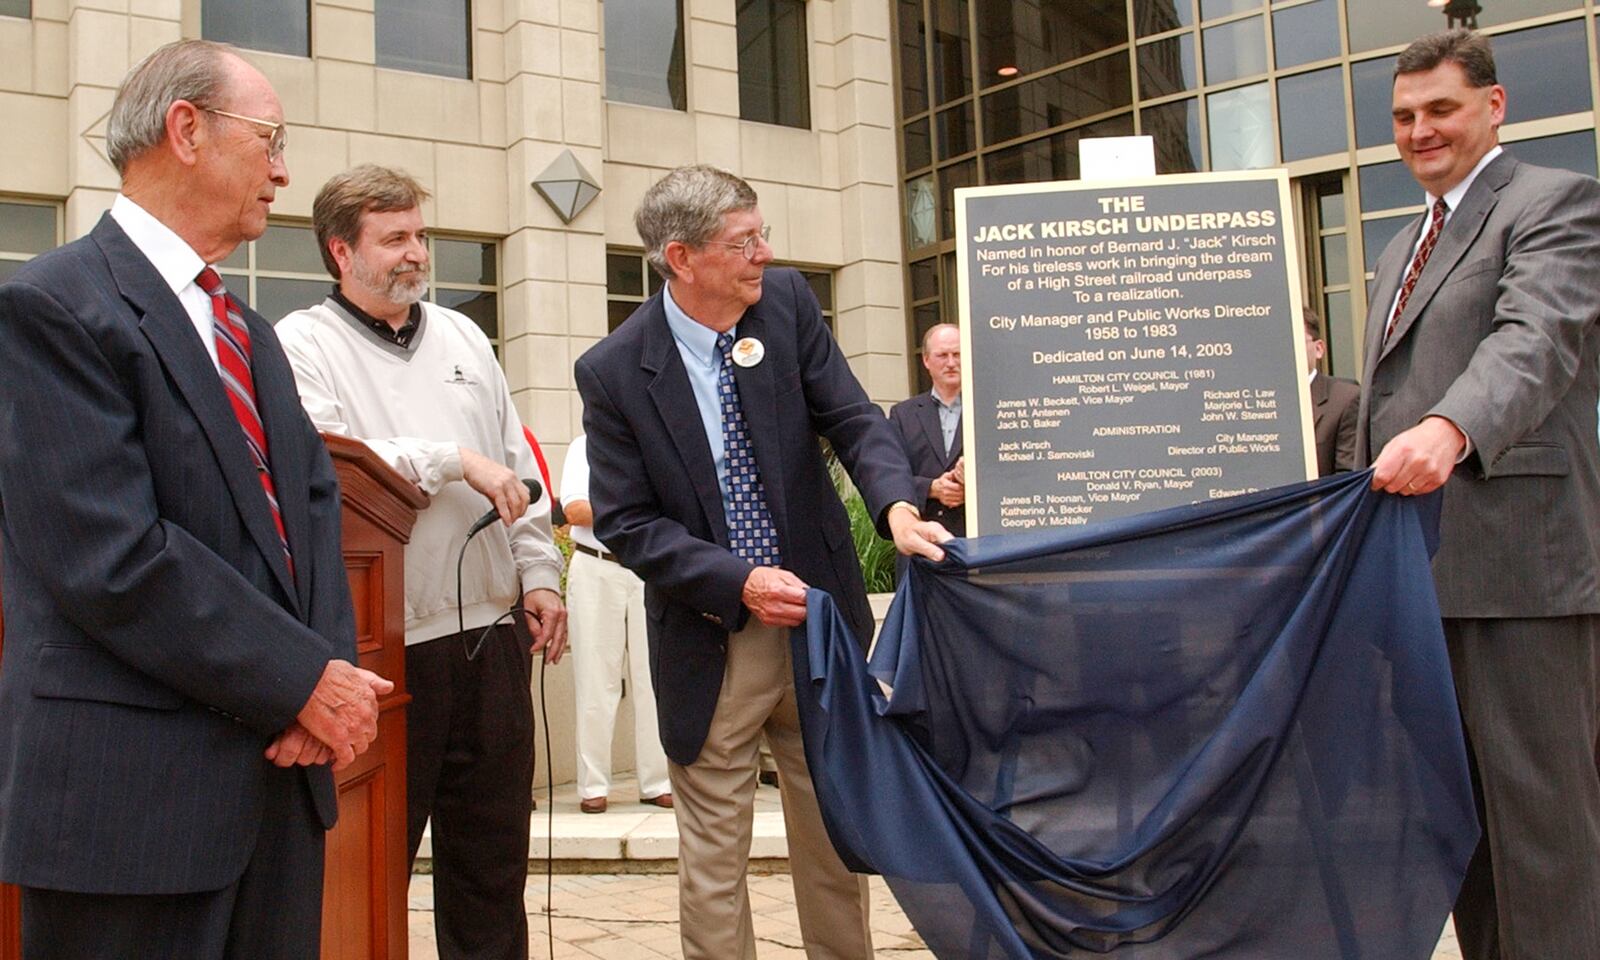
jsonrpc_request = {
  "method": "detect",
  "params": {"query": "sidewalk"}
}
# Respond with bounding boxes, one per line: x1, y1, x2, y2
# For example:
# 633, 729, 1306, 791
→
410, 775, 1464, 959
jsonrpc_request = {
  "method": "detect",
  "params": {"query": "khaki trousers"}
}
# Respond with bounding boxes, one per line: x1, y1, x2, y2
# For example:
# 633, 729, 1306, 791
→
669, 622, 873, 960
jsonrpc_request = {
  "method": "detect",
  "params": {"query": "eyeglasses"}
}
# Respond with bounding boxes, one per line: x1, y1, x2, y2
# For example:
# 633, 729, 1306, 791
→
205, 108, 288, 161
704, 224, 772, 261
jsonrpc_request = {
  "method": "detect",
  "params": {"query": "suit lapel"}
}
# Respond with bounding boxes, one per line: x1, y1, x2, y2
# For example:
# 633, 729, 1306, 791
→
1378, 155, 1511, 363
730, 307, 790, 549
642, 301, 731, 547
914, 396, 945, 466
94, 218, 299, 608
1309, 373, 1330, 430
247, 308, 311, 614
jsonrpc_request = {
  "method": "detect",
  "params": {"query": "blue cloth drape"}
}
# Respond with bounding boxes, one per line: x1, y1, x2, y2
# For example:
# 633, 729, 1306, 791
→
796, 470, 1476, 959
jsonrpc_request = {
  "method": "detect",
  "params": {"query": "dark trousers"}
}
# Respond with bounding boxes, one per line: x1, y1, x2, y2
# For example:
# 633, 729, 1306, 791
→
1446, 615, 1600, 960
405, 625, 535, 960
20, 764, 324, 960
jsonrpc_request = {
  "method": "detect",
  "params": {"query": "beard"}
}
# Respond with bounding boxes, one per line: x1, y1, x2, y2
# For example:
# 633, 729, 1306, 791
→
351, 253, 429, 305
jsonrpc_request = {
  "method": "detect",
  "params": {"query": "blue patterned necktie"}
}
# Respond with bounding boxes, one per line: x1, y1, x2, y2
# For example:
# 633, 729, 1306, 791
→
716, 332, 782, 567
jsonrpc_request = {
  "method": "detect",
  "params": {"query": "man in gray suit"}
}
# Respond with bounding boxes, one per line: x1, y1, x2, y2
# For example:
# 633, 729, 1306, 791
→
1359, 30, 1600, 959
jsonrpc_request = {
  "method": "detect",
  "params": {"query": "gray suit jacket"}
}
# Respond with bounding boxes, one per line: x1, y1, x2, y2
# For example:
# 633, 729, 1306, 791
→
1357, 153, 1600, 618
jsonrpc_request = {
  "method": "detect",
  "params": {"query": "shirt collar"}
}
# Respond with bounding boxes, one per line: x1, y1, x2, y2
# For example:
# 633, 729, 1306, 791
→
330, 286, 422, 347
931, 388, 961, 410
663, 281, 732, 368
109, 194, 208, 296
1427, 144, 1503, 214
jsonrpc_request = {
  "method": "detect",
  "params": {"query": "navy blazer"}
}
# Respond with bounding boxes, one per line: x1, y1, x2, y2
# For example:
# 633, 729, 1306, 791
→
888, 392, 965, 537
0, 216, 354, 894
574, 268, 915, 764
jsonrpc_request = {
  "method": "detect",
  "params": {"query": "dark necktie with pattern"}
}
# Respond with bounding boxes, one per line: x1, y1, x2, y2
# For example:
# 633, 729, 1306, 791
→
716, 332, 782, 567
1385, 199, 1447, 342
196, 267, 293, 576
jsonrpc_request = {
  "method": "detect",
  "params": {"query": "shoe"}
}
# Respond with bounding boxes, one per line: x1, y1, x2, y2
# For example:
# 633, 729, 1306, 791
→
641, 793, 674, 809
758, 770, 779, 788
579, 796, 608, 814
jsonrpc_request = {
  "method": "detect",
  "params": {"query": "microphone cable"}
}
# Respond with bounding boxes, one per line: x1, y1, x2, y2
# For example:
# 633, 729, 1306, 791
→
454, 477, 559, 959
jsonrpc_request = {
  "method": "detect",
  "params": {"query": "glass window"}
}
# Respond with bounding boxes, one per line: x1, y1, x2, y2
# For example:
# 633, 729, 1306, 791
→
0, 200, 60, 284
910, 258, 939, 301
1346, 0, 1580, 55
978, 0, 1127, 88
0, 0, 29, 17
1134, 0, 1192, 37
1508, 131, 1598, 179
255, 224, 325, 276
1358, 160, 1420, 213
899, 0, 929, 116
1350, 54, 1396, 150
1317, 178, 1345, 229
1278, 66, 1346, 161
1321, 233, 1348, 286
937, 102, 975, 158
0, 201, 57, 257
606, 251, 644, 299
1272, 0, 1339, 70
377, 0, 472, 79
984, 114, 1134, 184
202, 0, 310, 57
931, 0, 972, 105
255, 279, 331, 326
981, 53, 1133, 145
1496, 20, 1591, 124
1142, 97, 1202, 173
1361, 214, 1413, 273
1202, 15, 1266, 85
1138, 34, 1198, 99
434, 289, 498, 342
435, 239, 497, 286
1200, 0, 1258, 20
905, 174, 938, 249
1323, 289, 1354, 377
605, 0, 686, 110
1207, 81, 1273, 170
905, 117, 933, 171
738, 0, 812, 128
938, 159, 977, 241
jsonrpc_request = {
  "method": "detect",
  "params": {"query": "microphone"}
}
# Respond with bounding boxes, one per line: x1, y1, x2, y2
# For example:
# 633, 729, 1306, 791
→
466, 478, 544, 538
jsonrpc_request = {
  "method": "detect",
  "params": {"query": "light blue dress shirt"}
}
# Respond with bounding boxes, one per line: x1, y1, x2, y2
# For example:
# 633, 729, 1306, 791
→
663, 282, 738, 516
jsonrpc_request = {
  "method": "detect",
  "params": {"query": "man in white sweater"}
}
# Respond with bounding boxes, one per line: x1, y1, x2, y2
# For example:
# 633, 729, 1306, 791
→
276, 164, 567, 960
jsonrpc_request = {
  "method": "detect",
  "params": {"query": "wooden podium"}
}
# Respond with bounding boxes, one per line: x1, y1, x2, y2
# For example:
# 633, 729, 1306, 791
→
0, 434, 424, 960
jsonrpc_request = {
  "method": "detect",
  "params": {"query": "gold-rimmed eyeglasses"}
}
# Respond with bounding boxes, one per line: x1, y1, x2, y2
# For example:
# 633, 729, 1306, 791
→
704, 224, 772, 261
205, 108, 288, 161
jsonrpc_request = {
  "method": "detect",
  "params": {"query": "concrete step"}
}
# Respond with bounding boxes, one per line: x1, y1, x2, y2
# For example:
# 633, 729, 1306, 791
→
416, 772, 790, 871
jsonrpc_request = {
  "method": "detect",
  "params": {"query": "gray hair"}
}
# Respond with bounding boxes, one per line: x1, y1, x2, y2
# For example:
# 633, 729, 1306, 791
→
1395, 29, 1497, 88
106, 40, 237, 175
634, 165, 759, 279
922, 322, 959, 352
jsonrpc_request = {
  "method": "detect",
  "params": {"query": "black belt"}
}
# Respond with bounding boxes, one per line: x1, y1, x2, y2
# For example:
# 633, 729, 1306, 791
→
571, 541, 616, 562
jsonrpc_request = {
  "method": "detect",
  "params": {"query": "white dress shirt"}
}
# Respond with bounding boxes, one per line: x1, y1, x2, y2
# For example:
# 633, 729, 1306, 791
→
109, 194, 220, 371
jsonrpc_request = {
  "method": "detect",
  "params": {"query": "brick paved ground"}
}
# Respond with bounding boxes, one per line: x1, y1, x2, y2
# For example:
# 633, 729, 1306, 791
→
406, 872, 1463, 959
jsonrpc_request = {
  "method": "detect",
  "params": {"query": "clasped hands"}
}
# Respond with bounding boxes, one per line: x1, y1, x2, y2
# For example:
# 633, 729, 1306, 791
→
929, 457, 965, 508
741, 504, 952, 628
265, 659, 394, 771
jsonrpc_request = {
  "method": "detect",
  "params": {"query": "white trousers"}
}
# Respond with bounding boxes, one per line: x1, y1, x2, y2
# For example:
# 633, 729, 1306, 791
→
569, 549, 670, 800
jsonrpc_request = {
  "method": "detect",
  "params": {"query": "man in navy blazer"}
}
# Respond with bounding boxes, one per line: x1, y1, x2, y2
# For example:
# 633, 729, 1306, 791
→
574, 165, 950, 959
889, 323, 966, 537
0, 40, 389, 960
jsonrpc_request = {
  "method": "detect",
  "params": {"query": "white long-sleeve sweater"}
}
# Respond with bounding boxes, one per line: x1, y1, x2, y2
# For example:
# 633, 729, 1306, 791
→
277, 297, 561, 644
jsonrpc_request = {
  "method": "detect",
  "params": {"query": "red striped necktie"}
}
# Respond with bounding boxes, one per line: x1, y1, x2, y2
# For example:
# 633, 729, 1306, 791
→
196, 267, 293, 576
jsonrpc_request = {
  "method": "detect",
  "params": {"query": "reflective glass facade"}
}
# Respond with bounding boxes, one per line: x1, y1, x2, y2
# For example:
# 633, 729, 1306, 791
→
893, 0, 1600, 383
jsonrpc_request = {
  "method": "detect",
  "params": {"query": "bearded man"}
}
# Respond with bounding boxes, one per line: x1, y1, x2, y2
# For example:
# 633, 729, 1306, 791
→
276, 164, 567, 960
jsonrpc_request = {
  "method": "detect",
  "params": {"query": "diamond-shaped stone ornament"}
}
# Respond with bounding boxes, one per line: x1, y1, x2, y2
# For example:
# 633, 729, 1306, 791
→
532, 149, 601, 224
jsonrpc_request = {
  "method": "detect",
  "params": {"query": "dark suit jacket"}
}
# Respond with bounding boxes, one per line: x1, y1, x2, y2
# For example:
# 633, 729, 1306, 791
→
1310, 374, 1359, 477
888, 393, 965, 536
1357, 154, 1600, 618
574, 268, 915, 764
0, 216, 354, 895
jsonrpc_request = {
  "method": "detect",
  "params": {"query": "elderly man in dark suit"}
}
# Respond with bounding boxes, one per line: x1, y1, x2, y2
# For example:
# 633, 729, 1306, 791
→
1358, 30, 1600, 959
890, 323, 967, 535
0, 40, 389, 960
575, 165, 950, 960
1302, 310, 1359, 476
